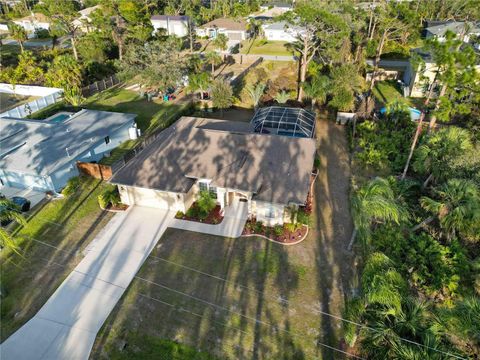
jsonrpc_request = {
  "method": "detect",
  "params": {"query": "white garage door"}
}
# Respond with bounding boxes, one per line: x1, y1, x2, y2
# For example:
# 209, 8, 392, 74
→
126, 187, 181, 210
227, 31, 242, 40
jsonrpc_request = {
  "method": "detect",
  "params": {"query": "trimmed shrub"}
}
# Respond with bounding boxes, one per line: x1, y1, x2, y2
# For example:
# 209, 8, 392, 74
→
175, 211, 185, 219
297, 209, 311, 226
98, 186, 120, 209
274, 225, 283, 236
61, 176, 81, 197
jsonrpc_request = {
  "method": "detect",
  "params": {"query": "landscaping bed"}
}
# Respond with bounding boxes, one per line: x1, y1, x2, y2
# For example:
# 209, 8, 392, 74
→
175, 203, 224, 225
242, 220, 308, 244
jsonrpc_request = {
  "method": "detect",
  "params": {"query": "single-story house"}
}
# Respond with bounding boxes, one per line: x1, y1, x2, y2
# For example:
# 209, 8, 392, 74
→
262, 20, 304, 42
150, 15, 190, 37
110, 115, 316, 226
0, 109, 137, 192
196, 18, 249, 41
252, 3, 293, 20
72, 5, 101, 32
424, 21, 480, 43
13, 13, 50, 32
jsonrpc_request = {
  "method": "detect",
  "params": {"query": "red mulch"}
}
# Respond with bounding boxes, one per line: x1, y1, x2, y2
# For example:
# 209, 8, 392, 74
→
105, 203, 129, 211
176, 204, 224, 225
242, 220, 308, 244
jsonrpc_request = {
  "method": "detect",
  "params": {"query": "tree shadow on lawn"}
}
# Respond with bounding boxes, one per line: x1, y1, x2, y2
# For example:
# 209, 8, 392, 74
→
0, 179, 113, 340
92, 229, 313, 360
310, 117, 357, 359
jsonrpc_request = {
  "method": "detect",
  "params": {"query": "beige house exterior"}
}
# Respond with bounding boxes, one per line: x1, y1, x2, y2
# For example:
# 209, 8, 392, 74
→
111, 116, 316, 226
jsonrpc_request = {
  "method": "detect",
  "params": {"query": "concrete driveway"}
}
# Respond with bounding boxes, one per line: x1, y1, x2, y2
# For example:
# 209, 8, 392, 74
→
0, 206, 175, 360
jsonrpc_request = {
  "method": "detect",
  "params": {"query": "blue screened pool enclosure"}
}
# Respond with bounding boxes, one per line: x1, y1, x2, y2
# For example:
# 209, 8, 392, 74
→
251, 107, 316, 138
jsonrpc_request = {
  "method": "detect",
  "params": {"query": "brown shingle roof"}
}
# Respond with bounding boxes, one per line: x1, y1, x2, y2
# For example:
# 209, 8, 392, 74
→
110, 117, 316, 205
199, 18, 247, 31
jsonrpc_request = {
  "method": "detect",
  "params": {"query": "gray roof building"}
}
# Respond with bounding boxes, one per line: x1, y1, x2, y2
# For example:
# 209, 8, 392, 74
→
0, 109, 136, 176
110, 116, 316, 205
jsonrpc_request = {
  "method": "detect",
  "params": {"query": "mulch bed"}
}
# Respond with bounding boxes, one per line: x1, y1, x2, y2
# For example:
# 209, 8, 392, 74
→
175, 204, 224, 225
242, 220, 308, 244
101, 203, 129, 212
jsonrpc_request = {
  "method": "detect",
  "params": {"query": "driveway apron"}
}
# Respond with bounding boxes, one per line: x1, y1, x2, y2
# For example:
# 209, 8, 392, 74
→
0, 206, 175, 360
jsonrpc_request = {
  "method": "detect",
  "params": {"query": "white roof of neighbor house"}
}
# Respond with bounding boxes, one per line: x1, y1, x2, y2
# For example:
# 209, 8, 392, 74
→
426, 21, 480, 36
262, 20, 304, 33
0, 109, 136, 176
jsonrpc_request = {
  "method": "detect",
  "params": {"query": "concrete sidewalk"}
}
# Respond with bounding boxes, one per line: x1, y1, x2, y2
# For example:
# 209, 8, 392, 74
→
170, 201, 248, 238
0, 206, 174, 360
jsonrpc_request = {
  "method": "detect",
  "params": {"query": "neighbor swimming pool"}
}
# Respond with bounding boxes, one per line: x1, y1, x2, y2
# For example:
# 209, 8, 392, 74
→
46, 112, 73, 123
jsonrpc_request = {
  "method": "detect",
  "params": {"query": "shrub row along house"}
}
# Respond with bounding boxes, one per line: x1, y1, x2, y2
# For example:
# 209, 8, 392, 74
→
0, 110, 137, 192
110, 111, 316, 226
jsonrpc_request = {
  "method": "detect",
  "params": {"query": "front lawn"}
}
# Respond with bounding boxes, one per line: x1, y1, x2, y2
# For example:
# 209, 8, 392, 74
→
372, 80, 424, 109
0, 178, 113, 340
91, 120, 356, 360
240, 39, 293, 56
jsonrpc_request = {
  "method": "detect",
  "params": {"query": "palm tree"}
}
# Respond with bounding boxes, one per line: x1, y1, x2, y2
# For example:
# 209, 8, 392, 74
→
245, 82, 266, 109
302, 75, 330, 110
63, 85, 85, 106
274, 90, 290, 104
210, 79, 233, 117
8, 22, 28, 53
440, 297, 480, 345
212, 33, 228, 51
348, 177, 408, 251
413, 127, 473, 188
204, 51, 222, 75
186, 72, 211, 100
417, 179, 480, 240
0, 198, 26, 253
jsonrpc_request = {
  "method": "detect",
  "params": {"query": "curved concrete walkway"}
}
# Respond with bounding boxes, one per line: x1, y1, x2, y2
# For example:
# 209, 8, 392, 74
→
0, 206, 175, 360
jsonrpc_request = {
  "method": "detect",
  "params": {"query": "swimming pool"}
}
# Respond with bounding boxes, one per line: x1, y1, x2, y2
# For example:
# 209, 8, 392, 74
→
46, 112, 73, 123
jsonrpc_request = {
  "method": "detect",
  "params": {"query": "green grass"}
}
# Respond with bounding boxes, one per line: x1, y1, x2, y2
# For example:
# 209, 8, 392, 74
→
0, 178, 113, 340
0, 44, 21, 66
83, 87, 187, 133
105, 333, 218, 360
240, 39, 293, 56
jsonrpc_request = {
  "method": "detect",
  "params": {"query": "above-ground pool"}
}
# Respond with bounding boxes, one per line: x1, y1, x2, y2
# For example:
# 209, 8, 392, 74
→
380, 107, 421, 121
46, 112, 73, 123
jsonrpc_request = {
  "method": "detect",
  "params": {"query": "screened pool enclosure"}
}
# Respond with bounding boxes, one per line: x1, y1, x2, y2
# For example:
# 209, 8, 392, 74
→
250, 107, 316, 138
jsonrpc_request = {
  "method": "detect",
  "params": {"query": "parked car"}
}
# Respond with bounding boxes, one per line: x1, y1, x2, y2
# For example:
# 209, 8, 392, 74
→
11, 197, 31, 212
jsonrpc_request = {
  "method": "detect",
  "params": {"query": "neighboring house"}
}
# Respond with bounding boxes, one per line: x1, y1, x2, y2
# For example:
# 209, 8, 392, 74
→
110, 113, 316, 226
424, 21, 480, 43
72, 5, 101, 32
406, 48, 480, 97
13, 13, 50, 32
196, 18, 249, 42
0, 109, 137, 192
252, 2, 293, 20
150, 15, 190, 37
262, 20, 304, 42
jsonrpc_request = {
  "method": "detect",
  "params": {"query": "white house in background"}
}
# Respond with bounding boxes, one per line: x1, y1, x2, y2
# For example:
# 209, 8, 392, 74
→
251, 2, 293, 20
406, 48, 480, 97
259, 2, 293, 13
262, 21, 304, 42
196, 18, 249, 42
110, 113, 316, 227
424, 21, 480, 43
13, 13, 50, 32
0, 109, 137, 192
150, 15, 190, 37
72, 5, 101, 32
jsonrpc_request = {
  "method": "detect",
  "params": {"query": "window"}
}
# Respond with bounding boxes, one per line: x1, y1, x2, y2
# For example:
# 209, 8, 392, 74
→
104, 136, 110, 144
265, 206, 275, 219
209, 185, 217, 199
199, 182, 208, 192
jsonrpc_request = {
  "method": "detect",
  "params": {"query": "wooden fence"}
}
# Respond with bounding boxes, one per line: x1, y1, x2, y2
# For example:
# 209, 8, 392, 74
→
77, 161, 113, 180
81, 75, 120, 97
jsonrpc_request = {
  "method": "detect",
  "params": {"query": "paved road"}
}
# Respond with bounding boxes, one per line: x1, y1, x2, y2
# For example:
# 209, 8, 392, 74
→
0, 206, 175, 360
